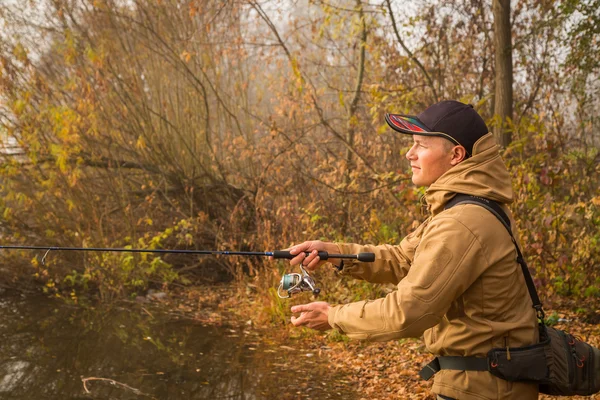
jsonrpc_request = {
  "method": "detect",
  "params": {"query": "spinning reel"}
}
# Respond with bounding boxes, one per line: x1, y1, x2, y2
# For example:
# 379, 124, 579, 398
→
277, 264, 320, 299
275, 250, 375, 298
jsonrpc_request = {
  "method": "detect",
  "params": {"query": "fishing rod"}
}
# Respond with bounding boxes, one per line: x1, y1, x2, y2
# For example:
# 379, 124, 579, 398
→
0, 245, 375, 262
0, 245, 376, 298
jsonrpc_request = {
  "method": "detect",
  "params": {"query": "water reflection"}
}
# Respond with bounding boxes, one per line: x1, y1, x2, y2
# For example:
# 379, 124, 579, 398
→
0, 291, 355, 399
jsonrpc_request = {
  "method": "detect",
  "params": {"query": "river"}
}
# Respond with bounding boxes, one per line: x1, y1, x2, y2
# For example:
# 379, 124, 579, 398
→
0, 289, 356, 399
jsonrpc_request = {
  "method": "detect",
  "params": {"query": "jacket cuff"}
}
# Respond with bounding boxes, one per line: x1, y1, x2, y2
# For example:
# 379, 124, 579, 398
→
333, 242, 364, 274
336, 259, 362, 275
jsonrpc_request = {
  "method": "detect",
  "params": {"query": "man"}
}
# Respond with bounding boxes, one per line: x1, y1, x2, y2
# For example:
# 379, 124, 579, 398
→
287, 100, 538, 400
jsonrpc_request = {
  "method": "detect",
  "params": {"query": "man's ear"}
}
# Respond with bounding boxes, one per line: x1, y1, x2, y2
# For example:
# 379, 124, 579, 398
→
450, 146, 467, 165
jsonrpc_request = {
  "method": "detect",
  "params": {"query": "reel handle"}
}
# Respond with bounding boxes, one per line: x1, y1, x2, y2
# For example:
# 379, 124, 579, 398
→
272, 250, 375, 262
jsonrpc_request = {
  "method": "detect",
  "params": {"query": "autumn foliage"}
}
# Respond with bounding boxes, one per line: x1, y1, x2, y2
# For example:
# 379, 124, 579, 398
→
0, 0, 598, 312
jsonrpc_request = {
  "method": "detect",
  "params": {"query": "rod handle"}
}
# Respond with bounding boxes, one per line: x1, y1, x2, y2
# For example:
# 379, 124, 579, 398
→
272, 251, 375, 262
272, 250, 329, 260
357, 252, 376, 262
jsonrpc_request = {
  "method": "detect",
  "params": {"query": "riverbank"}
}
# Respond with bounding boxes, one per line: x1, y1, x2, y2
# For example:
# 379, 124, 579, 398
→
178, 284, 600, 400
2, 283, 598, 399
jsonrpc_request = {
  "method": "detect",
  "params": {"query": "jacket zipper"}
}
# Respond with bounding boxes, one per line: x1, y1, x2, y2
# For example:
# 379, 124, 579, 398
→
560, 330, 575, 383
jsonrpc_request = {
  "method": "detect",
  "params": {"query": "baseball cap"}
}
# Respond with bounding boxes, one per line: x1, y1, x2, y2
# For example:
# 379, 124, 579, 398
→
385, 100, 489, 156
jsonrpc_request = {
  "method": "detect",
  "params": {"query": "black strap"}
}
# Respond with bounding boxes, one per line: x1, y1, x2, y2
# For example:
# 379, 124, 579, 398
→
444, 194, 543, 316
419, 356, 488, 380
419, 357, 440, 381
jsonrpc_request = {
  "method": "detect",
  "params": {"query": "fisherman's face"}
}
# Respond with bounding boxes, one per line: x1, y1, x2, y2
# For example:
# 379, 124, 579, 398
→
405, 135, 457, 187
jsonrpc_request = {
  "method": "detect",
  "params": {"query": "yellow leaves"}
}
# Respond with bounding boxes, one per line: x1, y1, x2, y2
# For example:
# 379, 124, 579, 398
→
63, 29, 77, 65
91, 0, 108, 10
85, 45, 103, 68
50, 143, 69, 172
12, 99, 26, 115
290, 57, 304, 92
136, 135, 147, 149
12, 42, 28, 63
369, 208, 381, 231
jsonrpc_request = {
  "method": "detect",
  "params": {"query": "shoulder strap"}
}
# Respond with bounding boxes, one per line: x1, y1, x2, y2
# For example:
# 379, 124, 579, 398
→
445, 194, 545, 320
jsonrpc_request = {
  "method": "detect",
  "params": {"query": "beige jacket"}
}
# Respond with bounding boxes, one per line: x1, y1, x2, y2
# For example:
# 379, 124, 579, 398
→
330, 134, 538, 400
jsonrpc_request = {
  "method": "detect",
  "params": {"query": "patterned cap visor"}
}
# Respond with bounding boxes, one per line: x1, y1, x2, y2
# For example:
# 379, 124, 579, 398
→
385, 114, 429, 134
385, 113, 460, 145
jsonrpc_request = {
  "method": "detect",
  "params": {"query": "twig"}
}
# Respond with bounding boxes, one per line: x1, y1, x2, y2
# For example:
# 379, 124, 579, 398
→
141, 307, 154, 319
81, 377, 157, 399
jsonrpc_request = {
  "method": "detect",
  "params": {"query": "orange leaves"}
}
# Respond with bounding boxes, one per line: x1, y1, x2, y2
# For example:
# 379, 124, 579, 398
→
180, 50, 193, 63
188, 1, 199, 17
322, 338, 434, 399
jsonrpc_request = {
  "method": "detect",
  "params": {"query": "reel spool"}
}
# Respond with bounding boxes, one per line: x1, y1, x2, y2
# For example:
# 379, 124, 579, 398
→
277, 265, 320, 299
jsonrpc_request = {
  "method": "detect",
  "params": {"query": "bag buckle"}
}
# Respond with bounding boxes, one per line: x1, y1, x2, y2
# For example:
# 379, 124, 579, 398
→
535, 305, 546, 323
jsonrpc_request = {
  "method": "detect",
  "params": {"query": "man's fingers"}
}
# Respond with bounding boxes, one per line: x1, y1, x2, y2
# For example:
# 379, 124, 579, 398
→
291, 304, 312, 313
290, 249, 319, 268
291, 310, 313, 327
289, 246, 298, 255
289, 243, 309, 255
290, 252, 306, 266
287, 242, 326, 270
305, 253, 321, 271
303, 250, 317, 263
290, 313, 305, 326
290, 301, 331, 331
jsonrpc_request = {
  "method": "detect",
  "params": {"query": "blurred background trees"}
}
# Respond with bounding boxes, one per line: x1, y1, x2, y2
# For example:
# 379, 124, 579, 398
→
0, 0, 597, 309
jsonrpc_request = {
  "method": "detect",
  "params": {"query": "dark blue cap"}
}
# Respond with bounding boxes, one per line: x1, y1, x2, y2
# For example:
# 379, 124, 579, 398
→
385, 100, 489, 156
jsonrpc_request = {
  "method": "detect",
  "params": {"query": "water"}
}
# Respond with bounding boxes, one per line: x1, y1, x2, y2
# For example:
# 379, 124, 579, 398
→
0, 290, 355, 399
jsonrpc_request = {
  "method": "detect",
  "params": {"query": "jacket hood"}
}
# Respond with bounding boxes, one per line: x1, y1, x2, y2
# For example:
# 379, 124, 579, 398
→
425, 133, 513, 215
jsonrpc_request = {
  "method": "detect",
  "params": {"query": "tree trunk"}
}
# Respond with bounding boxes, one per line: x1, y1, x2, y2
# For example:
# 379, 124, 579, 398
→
493, 0, 513, 147
340, 0, 367, 237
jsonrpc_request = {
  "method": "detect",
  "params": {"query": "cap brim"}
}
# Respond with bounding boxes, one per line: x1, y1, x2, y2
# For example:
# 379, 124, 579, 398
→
385, 113, 460, 145
385, 113, 429, 134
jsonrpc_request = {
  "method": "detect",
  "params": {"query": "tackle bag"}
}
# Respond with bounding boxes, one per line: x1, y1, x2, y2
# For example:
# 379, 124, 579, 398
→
419, 194, 600, 396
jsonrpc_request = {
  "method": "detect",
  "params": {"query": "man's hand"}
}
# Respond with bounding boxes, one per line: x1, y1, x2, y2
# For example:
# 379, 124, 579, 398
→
291, 301, 332, 331
288, 241, 341, 272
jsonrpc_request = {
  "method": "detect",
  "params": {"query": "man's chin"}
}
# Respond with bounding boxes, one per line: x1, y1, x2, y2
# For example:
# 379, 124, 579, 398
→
411, 177, 431, 187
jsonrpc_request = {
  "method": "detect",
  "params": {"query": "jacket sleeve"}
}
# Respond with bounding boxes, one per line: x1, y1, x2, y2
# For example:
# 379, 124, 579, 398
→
334, 218, 430, 285
328, 215, 488, 341
333, 242, 410, 285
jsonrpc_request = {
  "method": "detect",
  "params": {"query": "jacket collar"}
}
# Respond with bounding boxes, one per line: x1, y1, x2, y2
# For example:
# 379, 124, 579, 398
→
424, 133, 514, 216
